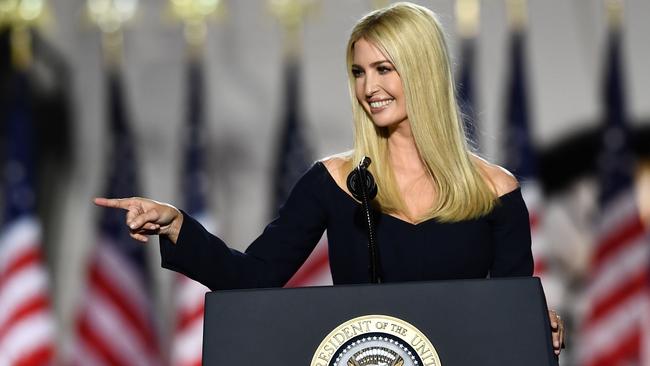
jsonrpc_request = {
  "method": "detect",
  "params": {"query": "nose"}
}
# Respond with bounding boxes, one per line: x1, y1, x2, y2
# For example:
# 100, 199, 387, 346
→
364, 74, 379, 98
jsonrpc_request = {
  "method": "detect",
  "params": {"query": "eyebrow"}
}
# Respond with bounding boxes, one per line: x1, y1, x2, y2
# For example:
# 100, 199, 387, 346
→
351, 60, 392, 68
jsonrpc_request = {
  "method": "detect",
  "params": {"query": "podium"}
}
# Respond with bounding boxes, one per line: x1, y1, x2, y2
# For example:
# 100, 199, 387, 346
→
202, 277, 558, 366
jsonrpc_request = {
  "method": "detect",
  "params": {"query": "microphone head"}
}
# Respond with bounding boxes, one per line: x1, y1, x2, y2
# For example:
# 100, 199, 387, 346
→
359, 156, 371, 170
346, 157, 378, 201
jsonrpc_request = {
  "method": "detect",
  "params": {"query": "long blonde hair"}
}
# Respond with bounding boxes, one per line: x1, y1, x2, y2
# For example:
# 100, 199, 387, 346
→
344, 2, 495, 222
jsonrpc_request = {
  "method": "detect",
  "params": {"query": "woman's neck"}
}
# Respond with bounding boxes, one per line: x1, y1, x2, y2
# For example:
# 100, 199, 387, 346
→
386, 120, 436, 222
387, 121, 426, 175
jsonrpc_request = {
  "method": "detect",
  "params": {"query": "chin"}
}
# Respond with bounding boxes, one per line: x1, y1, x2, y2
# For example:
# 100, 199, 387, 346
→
371, 120, 394, 128
370, 115, 407, 129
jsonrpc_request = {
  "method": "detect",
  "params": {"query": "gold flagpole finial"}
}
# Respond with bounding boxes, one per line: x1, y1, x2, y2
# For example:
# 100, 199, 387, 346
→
1, 0, 50, 70
456, 0, 480, 39
506, 0, 528, 32
268, 0, 319, 59
10, 25, 32, 70
605, 0, 624, 30
86, 0, 138, 66
168, 0, 225, 55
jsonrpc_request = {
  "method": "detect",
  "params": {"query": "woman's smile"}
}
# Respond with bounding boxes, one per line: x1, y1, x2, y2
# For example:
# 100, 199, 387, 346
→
368, 98, 395, 113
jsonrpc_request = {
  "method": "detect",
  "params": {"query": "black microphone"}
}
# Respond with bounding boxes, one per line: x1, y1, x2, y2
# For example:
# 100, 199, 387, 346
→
346, 157, 382, 284
346, 157, 378, 201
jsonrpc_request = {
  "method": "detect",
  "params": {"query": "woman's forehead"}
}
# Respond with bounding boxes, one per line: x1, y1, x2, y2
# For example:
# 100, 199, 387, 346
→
352, 38, 390, 64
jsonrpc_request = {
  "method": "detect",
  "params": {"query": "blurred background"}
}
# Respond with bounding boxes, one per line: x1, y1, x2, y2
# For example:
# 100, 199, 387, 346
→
0, 0, 649, 365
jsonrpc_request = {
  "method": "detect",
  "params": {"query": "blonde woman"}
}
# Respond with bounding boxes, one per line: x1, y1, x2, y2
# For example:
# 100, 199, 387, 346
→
96, 2, 563, 355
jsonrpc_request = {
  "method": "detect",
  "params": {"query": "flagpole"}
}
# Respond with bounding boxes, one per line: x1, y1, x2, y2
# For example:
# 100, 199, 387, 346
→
77, 2, 165, 365
605, 0, 624, 31
505, 0, 567, 316
268, 0, 317, 213
455, 0, 480, 148
85, 0, 138, 68
168, 0, 225, 60
268, 0, 318, 61
0, 2, 57, 365
506, 0, 528, 32
456, 0, 479, 40
267, 0, 332, 288
579, 1, 650, 364
166, 3, 224, 366
1, 0, 50, 70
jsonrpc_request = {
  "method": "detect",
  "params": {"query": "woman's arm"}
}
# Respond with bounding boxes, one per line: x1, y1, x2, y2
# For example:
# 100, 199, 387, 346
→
95, 163, 328, 290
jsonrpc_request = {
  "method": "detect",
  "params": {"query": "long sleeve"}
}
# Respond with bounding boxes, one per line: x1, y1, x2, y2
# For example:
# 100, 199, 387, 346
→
160, 164, 328, 290
488, 188, 534, 277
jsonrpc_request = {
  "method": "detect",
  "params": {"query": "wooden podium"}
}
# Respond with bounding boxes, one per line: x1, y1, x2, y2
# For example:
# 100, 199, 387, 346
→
202, 277, 558, 365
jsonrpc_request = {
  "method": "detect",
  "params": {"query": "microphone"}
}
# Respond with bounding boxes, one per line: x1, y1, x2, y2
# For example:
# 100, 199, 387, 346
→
346, 157, 378, 201
346, 157, 382, 284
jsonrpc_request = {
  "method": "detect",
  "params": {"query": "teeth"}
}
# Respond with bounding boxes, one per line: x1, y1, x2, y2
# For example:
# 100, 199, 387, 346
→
370, 99, 394, 108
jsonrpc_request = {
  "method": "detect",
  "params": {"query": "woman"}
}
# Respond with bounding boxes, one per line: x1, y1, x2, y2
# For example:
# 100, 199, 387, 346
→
95, 2, 564, 355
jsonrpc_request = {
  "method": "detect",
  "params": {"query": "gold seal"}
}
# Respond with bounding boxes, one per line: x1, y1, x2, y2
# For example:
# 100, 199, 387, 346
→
311, 315, 441, 366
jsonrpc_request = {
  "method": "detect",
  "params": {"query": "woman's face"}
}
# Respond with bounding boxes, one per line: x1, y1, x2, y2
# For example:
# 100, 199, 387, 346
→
352, 38, 408, 128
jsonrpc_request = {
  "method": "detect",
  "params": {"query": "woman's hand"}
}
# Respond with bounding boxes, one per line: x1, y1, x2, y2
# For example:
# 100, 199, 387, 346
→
94, 197, 184, 244
548, 309, 565, 356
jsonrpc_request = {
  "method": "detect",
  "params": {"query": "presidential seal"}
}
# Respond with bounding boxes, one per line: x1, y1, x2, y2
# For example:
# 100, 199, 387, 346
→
311, 315, 441, 366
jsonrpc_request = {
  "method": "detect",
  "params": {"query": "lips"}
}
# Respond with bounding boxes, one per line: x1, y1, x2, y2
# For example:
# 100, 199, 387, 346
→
368, 98, 394, 113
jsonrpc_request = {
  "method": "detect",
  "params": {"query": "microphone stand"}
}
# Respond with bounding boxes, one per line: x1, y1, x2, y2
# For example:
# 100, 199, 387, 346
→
349, 157, 382, 284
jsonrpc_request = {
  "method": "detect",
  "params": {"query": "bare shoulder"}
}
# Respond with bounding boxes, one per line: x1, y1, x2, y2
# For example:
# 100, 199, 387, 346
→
471, 155, 519, 197
321, 155, 347, 170
320, 154, 351, 192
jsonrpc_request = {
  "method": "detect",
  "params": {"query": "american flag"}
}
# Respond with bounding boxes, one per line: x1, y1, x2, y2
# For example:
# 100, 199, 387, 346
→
503, 30, 563, 308
272, 60, 312, 212
0, 71, 55, 365
73, 70, 161, 365
284, 237, 331, 287
579, 28, 650, 366
273, 59, 331, 287
171, 58, 212, 366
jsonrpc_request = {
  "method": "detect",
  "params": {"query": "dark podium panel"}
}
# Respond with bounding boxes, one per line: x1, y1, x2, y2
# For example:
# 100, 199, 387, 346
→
203, 277, 557, 366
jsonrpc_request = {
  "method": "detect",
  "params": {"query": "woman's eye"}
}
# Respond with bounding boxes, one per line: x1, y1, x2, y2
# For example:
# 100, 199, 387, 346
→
377, 66, 392, 74
351, 68, 364, 78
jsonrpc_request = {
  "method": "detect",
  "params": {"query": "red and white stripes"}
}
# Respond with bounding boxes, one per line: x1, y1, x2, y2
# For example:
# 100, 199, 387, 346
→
522, 181, 566, 310
285, 234, 332, 288
0, 217, 54, 366
580, 193, 650, 366
171, 276, 207, 366
170, 215, 213, 366
73, 242, 160, 366
523, 182, 546, 276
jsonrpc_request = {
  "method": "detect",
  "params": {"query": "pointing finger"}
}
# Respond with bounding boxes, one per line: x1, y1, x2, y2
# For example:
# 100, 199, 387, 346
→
94, 197, 135, 210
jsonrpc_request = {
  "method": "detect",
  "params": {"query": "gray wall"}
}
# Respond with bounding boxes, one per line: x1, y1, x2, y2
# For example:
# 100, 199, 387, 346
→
42, 0, 650, 355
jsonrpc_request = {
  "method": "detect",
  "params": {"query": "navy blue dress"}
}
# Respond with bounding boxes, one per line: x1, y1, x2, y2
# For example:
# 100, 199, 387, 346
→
160, 162, 533, 290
